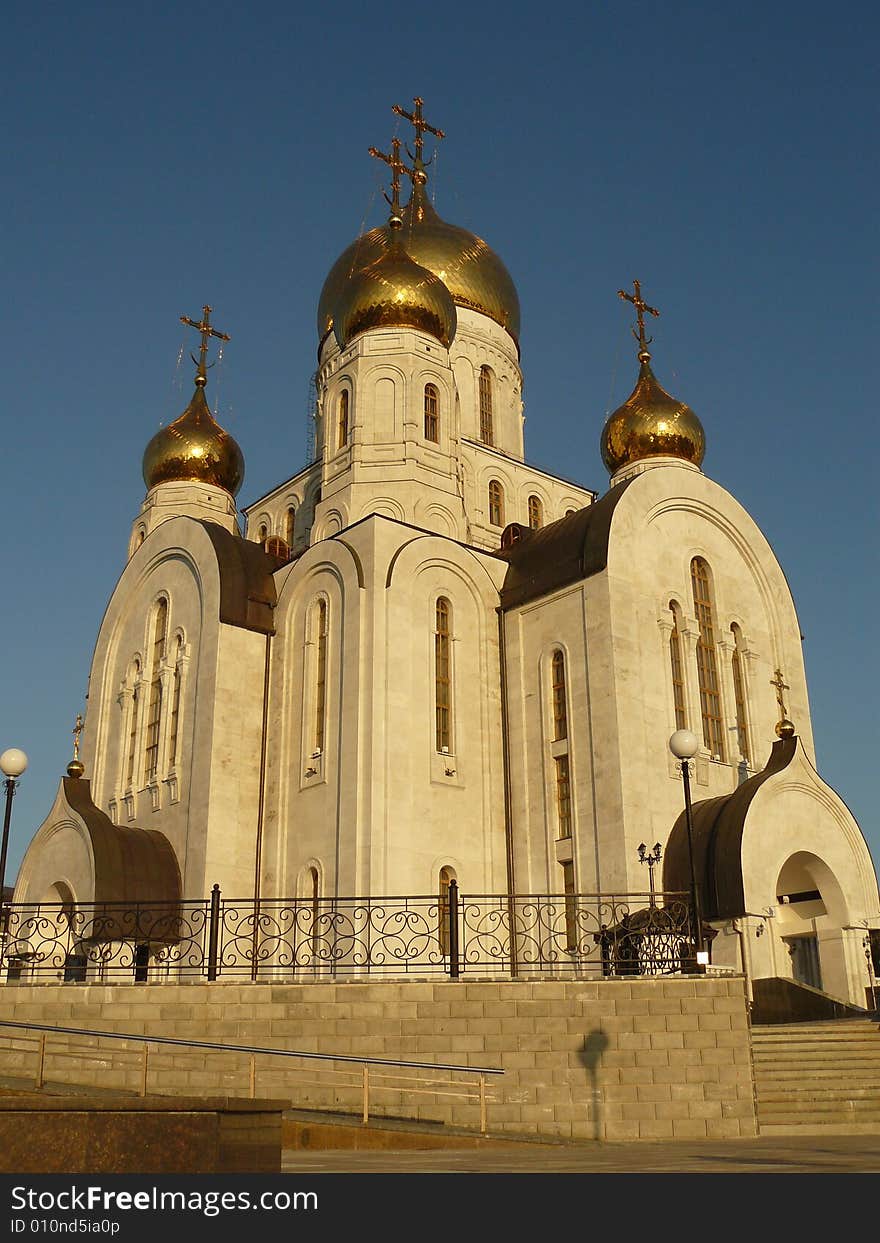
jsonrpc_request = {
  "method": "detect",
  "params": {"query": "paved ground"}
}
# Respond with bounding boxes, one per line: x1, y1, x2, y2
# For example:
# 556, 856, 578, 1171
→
283, 1134, 880, 1173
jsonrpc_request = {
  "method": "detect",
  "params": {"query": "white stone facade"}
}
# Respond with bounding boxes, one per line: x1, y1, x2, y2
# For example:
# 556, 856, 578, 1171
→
14, 214, 879, 1013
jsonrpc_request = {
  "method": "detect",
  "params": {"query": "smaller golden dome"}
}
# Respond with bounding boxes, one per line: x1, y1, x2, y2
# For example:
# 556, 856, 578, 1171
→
775, 718, 796, 740
143, 381, 245, 496
332, 238, 457, 349
601, 354, 705, 475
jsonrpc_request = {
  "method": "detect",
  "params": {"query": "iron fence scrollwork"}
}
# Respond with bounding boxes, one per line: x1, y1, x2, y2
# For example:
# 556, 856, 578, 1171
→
0, 888, 695, 982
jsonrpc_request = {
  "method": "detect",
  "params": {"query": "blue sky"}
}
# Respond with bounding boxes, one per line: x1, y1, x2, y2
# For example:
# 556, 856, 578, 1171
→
1, 1, 877, 881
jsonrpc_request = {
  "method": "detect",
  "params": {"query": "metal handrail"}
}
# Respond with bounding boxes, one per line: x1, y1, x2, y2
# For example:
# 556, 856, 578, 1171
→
0, 1019, 503, 1132
0, 1019, 502, 1073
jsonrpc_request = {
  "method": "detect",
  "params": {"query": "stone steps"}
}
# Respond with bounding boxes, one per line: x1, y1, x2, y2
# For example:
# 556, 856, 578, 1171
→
752, 1020, 880, 1135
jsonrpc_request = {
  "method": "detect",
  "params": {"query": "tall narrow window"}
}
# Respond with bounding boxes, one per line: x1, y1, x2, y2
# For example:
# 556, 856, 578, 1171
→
308, 866, 320, 965
257, 524, 268, 545
435, 597, 452, 753
286, 506, 296, 547
488, 480, 504, 526
314, 599, 328, 753
479, 367, 493, 445
561, 860, 578, 953
424, 383, 439, 442
555, 755, 572, 839
551, 649, 568, 741
337, 390, 349, 449
731, 624, 751, 766
438, 865, 456, 955
144, 599, 167, 782
691, 558, 725, 760
669, 602, 687, 731
126, 660, 140, 787
528, 495, 544, 529
168, 636, 183, 768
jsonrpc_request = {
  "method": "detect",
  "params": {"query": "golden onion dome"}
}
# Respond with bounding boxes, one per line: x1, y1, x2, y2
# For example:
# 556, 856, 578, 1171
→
332, 235, 457, 349
318, 181, 520, 345
143, 380, 245, 496
601, 353, 705, 475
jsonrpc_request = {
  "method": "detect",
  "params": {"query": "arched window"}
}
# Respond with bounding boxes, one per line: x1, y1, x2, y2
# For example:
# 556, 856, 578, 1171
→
551, 649, 568, 741
144, 599, 167, 781
691, 558, 725, 760
126, 659, 141, 788
424, 383, 439, 442
564, 509, 577, 518
731, 624, 751, 766
669, 601, 687, 731
314, 599, 328, 753
528, 495, 544, 529
488, 480, 504, 526
435, 597, 452, 753
168, 636, 183, 769
479, 367, 493, 445
438, 865, 456, 955
286, 506, 296, 548
337, 390, 349, 449
257, 524, 268, 545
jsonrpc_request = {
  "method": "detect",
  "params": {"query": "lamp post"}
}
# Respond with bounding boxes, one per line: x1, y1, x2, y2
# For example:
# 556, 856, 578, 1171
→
668, 730, 705, 962
637, 842, 662, 907
0, 748, 28, 907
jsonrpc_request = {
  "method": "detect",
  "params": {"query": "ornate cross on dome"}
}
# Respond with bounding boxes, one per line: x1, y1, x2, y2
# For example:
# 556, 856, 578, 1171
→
368, 137, 413, 222
770, 668, 790, 717
180, 305, 231, 386
618, 280, 660, 356
72, 713, 83, 761
392, 96, 444, 175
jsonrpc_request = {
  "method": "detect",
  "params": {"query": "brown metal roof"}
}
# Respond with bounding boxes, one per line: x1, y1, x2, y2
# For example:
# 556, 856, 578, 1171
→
200, 522, 277, 634
662, 737, 798, 920
498, 478, 634, 610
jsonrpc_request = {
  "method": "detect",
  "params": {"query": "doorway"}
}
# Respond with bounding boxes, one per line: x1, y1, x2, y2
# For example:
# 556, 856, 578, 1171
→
786, 934, 822, 991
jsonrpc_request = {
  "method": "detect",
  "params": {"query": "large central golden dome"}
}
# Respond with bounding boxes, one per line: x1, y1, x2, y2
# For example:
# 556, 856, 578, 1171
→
332, 237, 457, 349
318, 181, 520, 346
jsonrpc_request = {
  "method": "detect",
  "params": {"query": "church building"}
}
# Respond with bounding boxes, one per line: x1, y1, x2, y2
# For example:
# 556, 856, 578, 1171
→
12, 100, 879, 1010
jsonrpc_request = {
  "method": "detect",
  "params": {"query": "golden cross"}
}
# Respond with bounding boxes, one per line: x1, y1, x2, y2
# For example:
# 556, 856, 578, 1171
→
392, 96, 444, 172
770, 669, 790, 717
72, 713, 84, 761
180, 305, 231, 384
618, 280, 660, 354
368, 137, 413, 220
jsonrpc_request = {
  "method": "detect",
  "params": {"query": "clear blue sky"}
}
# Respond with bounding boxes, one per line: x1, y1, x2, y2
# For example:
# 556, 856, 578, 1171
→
1, 1, 877, 882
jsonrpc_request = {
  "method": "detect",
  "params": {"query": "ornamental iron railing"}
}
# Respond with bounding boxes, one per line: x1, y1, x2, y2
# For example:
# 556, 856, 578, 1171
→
0, 884, 696, 984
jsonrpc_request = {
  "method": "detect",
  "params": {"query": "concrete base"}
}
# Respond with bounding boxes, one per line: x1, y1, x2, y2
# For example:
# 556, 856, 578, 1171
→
0, 975, 757, 1142
0, 1093, 287, 1173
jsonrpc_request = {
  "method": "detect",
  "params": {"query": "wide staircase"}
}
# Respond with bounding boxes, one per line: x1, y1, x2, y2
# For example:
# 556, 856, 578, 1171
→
752, 1019, 880, 1135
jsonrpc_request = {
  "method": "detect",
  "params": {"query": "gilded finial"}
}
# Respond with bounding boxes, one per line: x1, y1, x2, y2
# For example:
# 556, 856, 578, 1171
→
368, 136, 413, 227
179, 305, 231, 387
67, 712, 85, 779
392, 96, 444, 184
770, 669, 796, 739
618, 280, 660, 361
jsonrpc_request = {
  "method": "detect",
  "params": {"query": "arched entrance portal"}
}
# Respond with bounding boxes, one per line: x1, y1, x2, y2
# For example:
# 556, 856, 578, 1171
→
774, 851, 849, 996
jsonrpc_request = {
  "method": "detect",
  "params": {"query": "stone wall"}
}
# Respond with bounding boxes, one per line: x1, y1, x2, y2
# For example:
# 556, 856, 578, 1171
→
0, 975, 756, 1142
